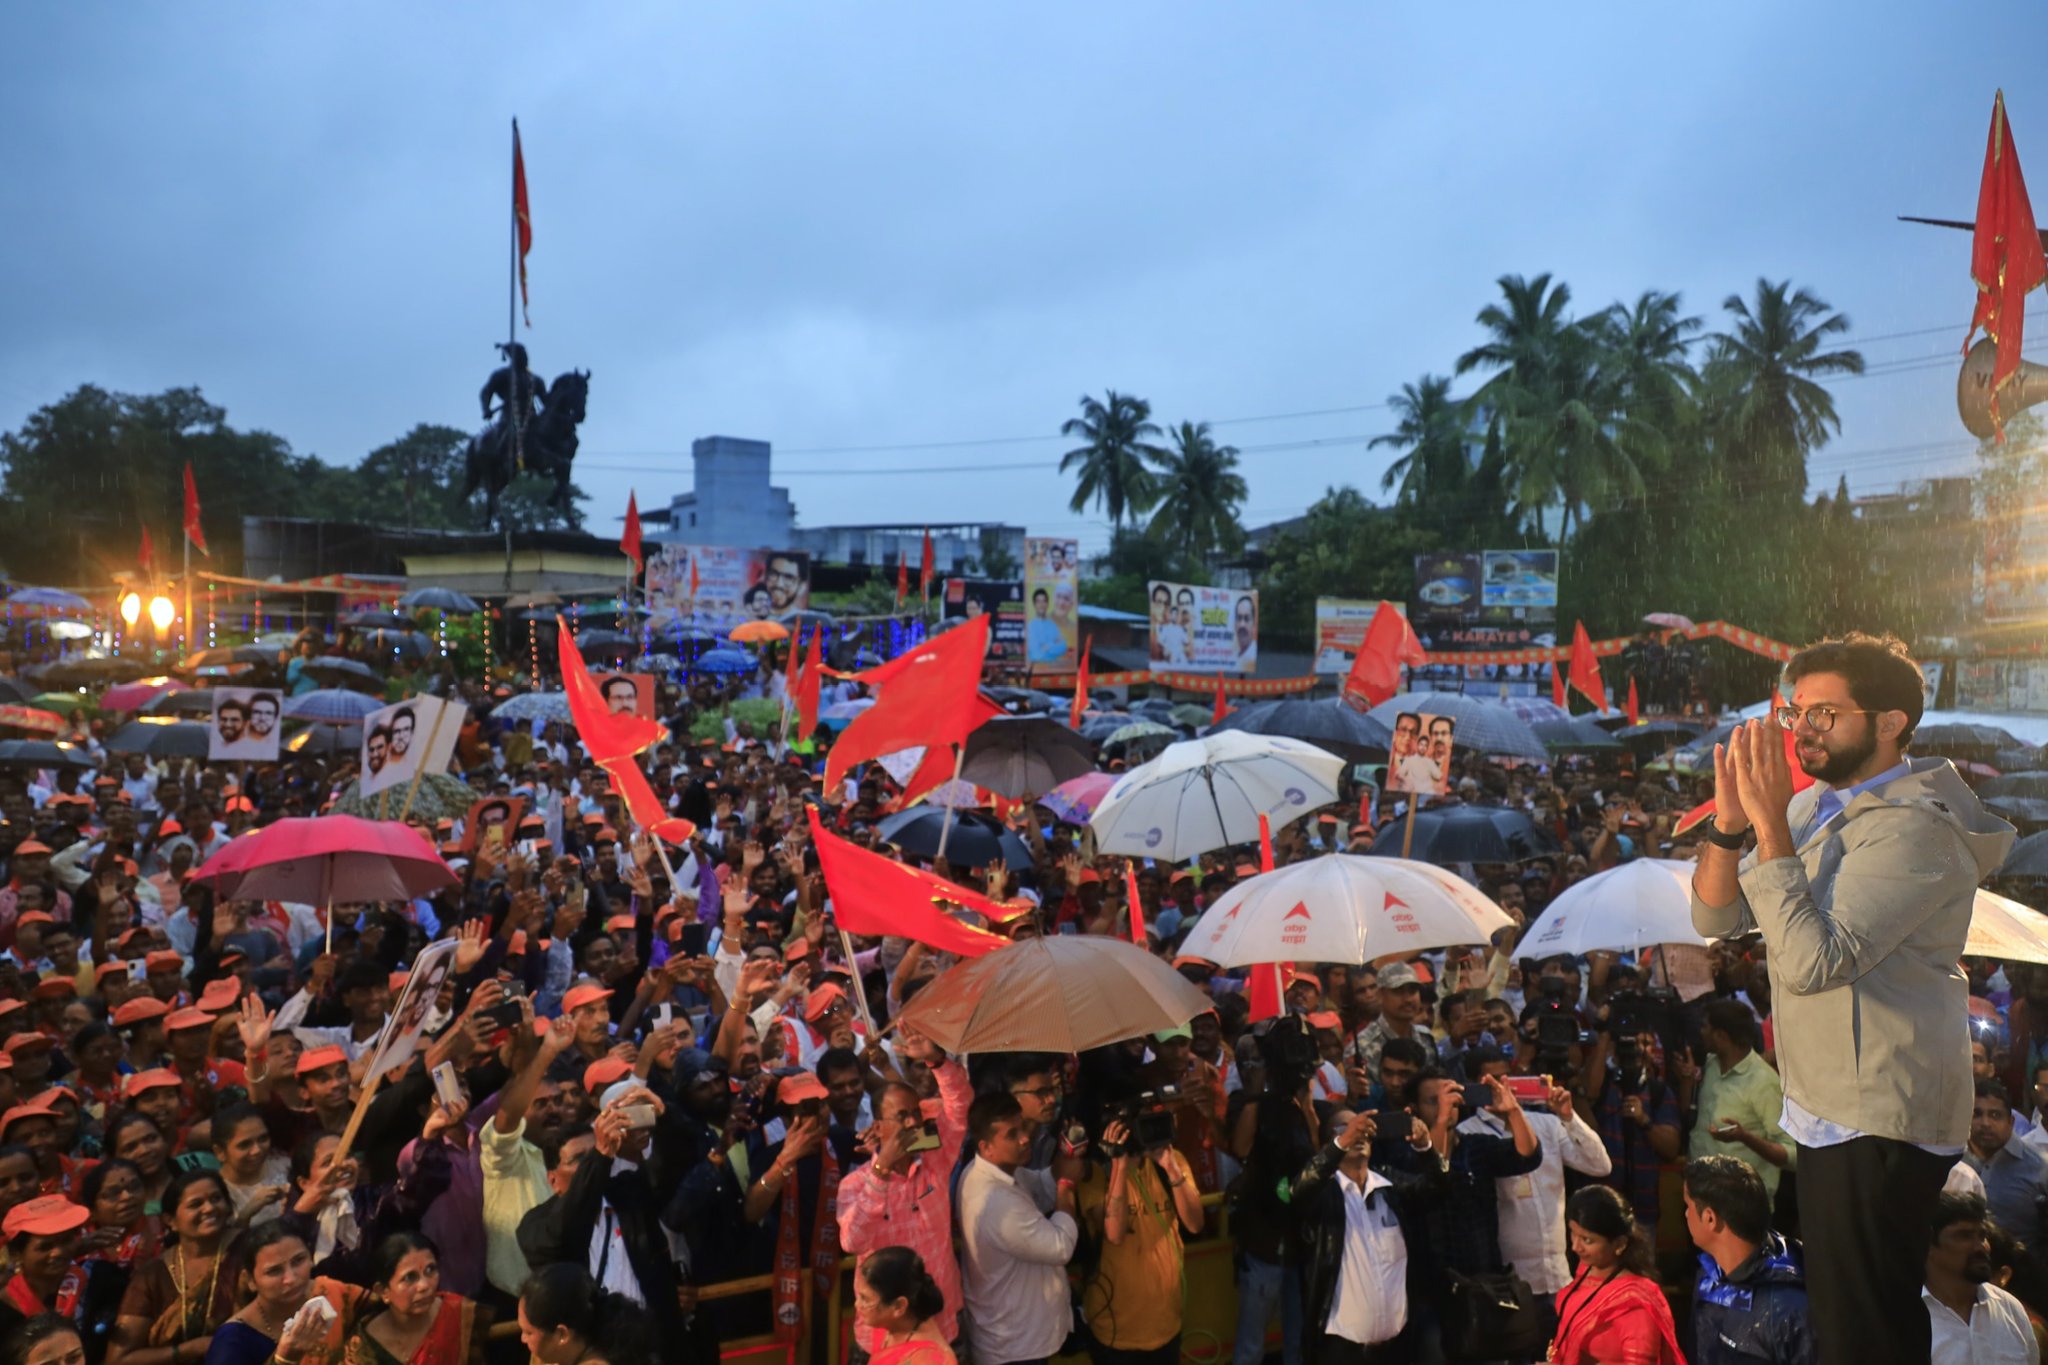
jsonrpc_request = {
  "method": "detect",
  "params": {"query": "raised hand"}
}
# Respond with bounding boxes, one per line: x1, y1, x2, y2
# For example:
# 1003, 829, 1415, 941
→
236, 995, 274, 1059
453, 919, 489, 975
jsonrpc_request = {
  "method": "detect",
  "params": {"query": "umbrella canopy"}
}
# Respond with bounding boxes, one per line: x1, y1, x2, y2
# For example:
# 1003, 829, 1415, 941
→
1915, 723, 2024, 762
0, 739, 93, 770
192, 815, 457, 905
180, 646, 280, 671
1988, 798, 2048, 837
101, 677, 187, 713
1041, 772, 1118, 825
331, 771, 475, 821
727, 620, 789, 644
874, 808, 1032, 869
30, 657, 148, 688
1968, 889, 2048, 964
4, 587, 93, 612
492, 692, 571, 725
0, 678, 34, 706
1091, 731, 1345, 862
398, 587, 482, 613
1515, 859, 1709, 958
284, 689, 382, 724
31, 693, 88, 715
302, 657, 383, 689
1208, 698, 1393, 761
143, 689, 217, 717
1985, 773, 2048, 802
575, 629, 641, 656
104, 719, 211, 759
1996, 746, 2044, 772
1643, 612, 1696, 632
916, 780, 987, 811
1500, 697, 1572, 724
1169, 703, 1215, 729
694, 649, 756, 675
1532, 717, 1623, 753
985, 687, 1059, 715
0, 706, 65, 737
1364, 804, 1561, 863
1079, 713, 1135, 742
1105, 720, 1177, 747
899, 935, 1212, 1053
958, 716, 1098, 798
345, 611, 415, 630
283, 724, 362, 757
1363, 692, 1548, 761
1180, 854, 1513, 966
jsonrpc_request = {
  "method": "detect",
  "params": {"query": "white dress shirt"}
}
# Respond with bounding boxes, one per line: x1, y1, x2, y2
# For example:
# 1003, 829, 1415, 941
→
958, 1155, 1078, 1365
1925, 1282, 2039, 1365
1459, 1105, 1611, 1294
1326, 1168, 1408, 1346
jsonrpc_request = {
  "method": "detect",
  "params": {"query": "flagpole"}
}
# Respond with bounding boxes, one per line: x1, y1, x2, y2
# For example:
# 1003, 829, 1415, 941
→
509, 117, 519, 358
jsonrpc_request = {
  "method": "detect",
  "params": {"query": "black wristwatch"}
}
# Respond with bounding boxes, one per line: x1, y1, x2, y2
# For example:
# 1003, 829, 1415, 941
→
1700, 822, 1748, 851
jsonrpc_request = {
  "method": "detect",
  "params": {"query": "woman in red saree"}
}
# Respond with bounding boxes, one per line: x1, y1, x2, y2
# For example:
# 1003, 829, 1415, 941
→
1549, 1187, 1685, 1365
854, 1248, 955, 1365
515, 1263, 654, 1365
331, 1233, 480, 1365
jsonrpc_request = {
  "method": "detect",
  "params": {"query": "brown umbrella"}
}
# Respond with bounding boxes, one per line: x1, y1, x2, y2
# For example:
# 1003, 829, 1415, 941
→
900, 935, 1211, 1054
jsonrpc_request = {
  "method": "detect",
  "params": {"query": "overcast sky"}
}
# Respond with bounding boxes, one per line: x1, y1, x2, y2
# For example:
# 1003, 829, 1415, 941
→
0, 4, 2033, 553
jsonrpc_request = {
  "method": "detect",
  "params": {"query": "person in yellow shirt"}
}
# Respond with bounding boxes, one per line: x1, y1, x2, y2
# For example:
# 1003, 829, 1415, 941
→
1077, 1116, 1206, 1365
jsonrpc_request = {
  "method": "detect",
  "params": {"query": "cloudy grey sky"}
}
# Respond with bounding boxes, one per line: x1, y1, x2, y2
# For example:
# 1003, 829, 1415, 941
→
0, 4, 2032, 552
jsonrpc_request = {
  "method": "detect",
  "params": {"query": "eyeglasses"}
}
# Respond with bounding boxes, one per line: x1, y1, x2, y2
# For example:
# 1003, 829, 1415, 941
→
1772, 705, 1880, 734
1010, 1083, 1063, 1103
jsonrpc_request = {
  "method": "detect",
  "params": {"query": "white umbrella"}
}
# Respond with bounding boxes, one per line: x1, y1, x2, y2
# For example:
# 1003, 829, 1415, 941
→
1180, 854, 1513, 966
1514, 859, 1708, 959
1969, 888, 2048, 964
1090, 731, 1344, 862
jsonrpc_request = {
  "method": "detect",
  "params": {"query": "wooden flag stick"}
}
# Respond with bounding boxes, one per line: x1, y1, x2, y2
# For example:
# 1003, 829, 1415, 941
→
397, 698, 453, 825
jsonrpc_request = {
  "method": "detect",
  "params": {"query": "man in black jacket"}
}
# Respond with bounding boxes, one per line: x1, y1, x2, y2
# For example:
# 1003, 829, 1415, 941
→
1293, 1107, 1449, 1364
1683, 1155, 1817, 1365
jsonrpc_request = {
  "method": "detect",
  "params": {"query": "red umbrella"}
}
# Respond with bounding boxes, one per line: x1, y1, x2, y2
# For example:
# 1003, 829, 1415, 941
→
192, 815, 456, 907
101, 677, 188, 713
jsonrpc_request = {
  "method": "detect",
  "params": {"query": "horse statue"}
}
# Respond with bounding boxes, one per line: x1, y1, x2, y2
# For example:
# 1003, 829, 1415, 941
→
462, 367, 590, 526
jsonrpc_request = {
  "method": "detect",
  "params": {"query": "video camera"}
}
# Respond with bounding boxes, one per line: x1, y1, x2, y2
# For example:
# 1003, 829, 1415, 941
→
1529, 977, 1580, 1075
1602, 987, 1681, 1077
1102, 1085, 1181, 1156
1256, 1015, 1322, 1096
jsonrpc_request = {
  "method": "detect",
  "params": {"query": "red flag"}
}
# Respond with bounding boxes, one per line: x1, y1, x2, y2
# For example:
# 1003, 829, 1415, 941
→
1674, 723, 1816, 835
620, 492, 643, 576
1568, 621, 1608, 711
1213, 683, 1230, 727
688, 553, 701, 601
1626, 676, 1640, 728
605, 753, 696, 846
895, 557, 909, 607
1342, 602, 1428, 711
1969, 91, 2046, 438
181, 463, 208, 557
1246, 963, 1285, 1023
1070, 638, 1091, 729
558, 615, 664, 764
825, 614, 993, 789
1258, 811, 1275, 873
138, 525, 155, 575
919, 528, 934, 597
1552, 660, 1568, 710
1125, 862, 1146, 947
807, 808, 1009, 957
794, 627, 824, 742
513, 120, 533, 327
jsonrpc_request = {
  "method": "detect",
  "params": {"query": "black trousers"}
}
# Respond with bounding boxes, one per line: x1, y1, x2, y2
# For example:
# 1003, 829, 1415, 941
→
1084, 1333, 1182, 1365
1796, 1136, 1953, 1365
1311, 1333, 1408, 1365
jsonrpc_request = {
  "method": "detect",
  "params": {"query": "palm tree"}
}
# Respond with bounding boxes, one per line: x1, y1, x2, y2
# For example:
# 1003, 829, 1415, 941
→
1148, 421, 1249, 564
1489, 323, 1661, 541
1059, 391, 1167, 529
1595, 290, 1701, 424
1371, 375, 1472, 507
1708, 279, 1865, 498
1456, 273, 1575, 401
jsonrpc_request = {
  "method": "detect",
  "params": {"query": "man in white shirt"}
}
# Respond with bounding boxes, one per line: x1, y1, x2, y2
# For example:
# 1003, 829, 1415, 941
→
1925, 1190, 2038, 1365
958, 1092, 1079, 1365
1457, 1056, 1611, 1301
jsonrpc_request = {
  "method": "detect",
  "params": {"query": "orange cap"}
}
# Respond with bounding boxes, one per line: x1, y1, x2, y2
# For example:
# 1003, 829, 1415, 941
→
563, 983, 613, 1013
2, 1194, 89, 1240
776, 1072, 829, 1105
296, 1045, 349, 1077
803, 983, 847, 1023
582, 1058, 633, 1093
124, 1068, 183, 1098
164, 1007, 214, 1032
195, 978, 240, 1013
112, 997, 171, 1028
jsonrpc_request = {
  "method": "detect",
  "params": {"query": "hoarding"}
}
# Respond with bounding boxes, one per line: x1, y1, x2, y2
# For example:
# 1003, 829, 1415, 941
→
1023, 538, 1079, 672
941, 579, 1026, 661
1147, 582, 1258, 673
645, 546, 811, 632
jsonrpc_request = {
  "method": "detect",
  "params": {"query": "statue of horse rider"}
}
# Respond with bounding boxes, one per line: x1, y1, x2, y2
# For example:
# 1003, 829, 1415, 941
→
482, 341, 547, 433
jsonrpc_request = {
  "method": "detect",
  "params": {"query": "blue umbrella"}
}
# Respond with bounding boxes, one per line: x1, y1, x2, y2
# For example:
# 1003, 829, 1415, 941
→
398, 587, 482, 613
695, 649, 756, 675
493, 692, 572, 725
284, 688, 382, 724
4, 587, 93, 613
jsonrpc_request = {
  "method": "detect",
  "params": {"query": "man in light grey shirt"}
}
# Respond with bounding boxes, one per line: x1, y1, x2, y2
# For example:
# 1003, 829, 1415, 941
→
958, 1092, 1079, 1365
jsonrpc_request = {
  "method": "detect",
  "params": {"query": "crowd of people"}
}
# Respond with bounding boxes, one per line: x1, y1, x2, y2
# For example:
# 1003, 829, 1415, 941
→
0, 625, 2038, 1365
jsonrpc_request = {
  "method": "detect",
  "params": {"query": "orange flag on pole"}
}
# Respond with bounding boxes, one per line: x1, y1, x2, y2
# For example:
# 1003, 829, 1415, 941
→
807, 807, 1010, 957
1626, 676, 1640, 727
895, 558, 908, 607
1071, 637, 1091, 728
1125, 862, 1146, 947
825, 614, 994, 789
688, 553, 701, 601
182, 463, 208, 556
558, 616, 664, 764
620, 492, 643, 576
513, 119, 533, 326
1568, 621, 1609, 711
1969, 91, 2047, 439
138, 524, 155, 575
1341, 602, 1428, 711
1213, 683, 1230, 727
605, 753, 696, 846
1552, 660, 1568, 710
919, 528, 934, 598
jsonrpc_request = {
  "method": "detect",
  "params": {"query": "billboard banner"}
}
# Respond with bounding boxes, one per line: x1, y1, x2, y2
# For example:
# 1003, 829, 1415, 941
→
1313, 599, 1407, 675
1412, 553, 1483, 623
941, 579, 1026, 661
645, 546, 811, 631
1023, 538, 1079, 672
1481, 550, 1560, 610
209, 689, 282, 763
1412, 624, 1554, 696
1147, 582, 1258, 673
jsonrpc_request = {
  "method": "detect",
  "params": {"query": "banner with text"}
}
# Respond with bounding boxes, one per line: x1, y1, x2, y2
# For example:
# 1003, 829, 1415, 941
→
645, 546, 811, 633
1314, 599, 1406, 675
1147, 582, 1258, 673
942, 579, 1026, 661
1023, 538, 1079, 673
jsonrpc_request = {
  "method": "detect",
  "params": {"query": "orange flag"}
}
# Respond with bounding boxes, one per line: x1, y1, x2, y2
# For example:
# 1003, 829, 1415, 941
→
1626, 676, 1640, 727
1568, 621, 1609, 711
688, 553, 701, 601
605, 753, 696, 846
1259, 811, 1275, 873
138, 524, 155, 575
1125, 862, 1146, 947
1246, 963, 1285, 1023
559, 616, 664, 764
895, 557, 908, 607
825, 615, 993, 789
1969, 91, 2047, 439
794, 626, 824, 742
182, 463, 208, 556
919, 528, 934, 597
1213, 683, 1230, 727
1070, 637, 1091, 728
1552, 660, 1568, 710
1342, 602, 1428, 711
513, 119, 533, 326
807, 807, 1009, 957
620, 492, 643, 576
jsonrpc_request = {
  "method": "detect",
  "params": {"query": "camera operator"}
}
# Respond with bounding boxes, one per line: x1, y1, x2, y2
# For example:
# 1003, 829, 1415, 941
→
1075, 1113, 1204, 1365
1574, 992, 1683, 1241
1229, 1018, 1323, 1365
1141, 1024, 1227, 1194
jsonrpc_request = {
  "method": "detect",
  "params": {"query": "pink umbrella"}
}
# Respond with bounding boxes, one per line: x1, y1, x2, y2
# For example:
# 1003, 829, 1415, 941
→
1641, 613, 1696, 633
101, 677, 187, 713
1040, 771, 1117, 824
192, 815, 456, 908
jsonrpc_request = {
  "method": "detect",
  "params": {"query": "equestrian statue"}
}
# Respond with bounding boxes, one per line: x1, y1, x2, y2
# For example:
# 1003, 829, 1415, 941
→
463, 341, 590, 526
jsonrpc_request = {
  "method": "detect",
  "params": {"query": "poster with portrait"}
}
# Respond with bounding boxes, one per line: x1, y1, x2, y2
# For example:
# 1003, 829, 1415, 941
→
1384, 712, 1456, 797
1412, 553, 1484, 624
358, 696, 465, 798
1313, 599, 1406, 675
941, 580, 1026, 660
1023, 537, 1079, 673
360, 937, 460, 1084
460, 794, 528, 855
1146, 582, 1258, 673
208, 688, 283, 762
644, 546, 811, 632
592, 673, 656, 719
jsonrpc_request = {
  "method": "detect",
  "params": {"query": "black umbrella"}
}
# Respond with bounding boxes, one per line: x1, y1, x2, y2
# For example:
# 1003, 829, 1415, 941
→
398, 587, 482, 614
0, 677, 34, 706
104, 720, 212, 759
29, 657, 148, 687
143, 688, 217, 717
1987, 797, 2048, 835
1996, 746, 2044, 772
2000, 830, 2048, 879
362, 631, 432, 663
1208, 698, 1393, 762
575, 629, 640, 658
1532, 717, 1624, 753
179, 646, 280, 671
0, 739, 93, 770
958, 716, 1098, 798
1916, 723, 2024, 761
302, 657, 384, 690
875, 808, 1033, 869
1983, 772, 2048, 801
346, 611, 416, 630
1364, 803, 1561, 864
985, 687, 1059, 715
284, 722, 363, 756
1609, 720, 1704, 753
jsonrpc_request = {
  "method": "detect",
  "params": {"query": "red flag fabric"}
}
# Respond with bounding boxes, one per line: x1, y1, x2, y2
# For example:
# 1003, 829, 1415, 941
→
688, 554, 701, 601
620, 492, 643, 576
919, 528, 934, 597
1070, 638, 1091, 729
807, 808, 1009, 957
1674, 723, 1817, 835
513, 120, 533, 327
1969, 91, 2046, 438
1125, 863, 1146, 947
1258, 812, 1275, 873
1342, 602, 1429, 711
1626, 676, 1640, 728
825, 615, 994, 789
558, 616, 664, 764
138, 525, 155, 575
794, 627, 825, 743
182, 463, 208, 557
895, 557, 909, 606
1552, 660, 1568, 710
1213, 683, 1230, 727
605, 753, 696, 846
1246, 963, 1284, 1023
1568, 621, 1608, 711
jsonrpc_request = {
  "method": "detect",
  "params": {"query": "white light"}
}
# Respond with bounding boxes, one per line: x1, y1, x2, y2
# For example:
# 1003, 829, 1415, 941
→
119, 593, 142, 627
148, 596, 175, 633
